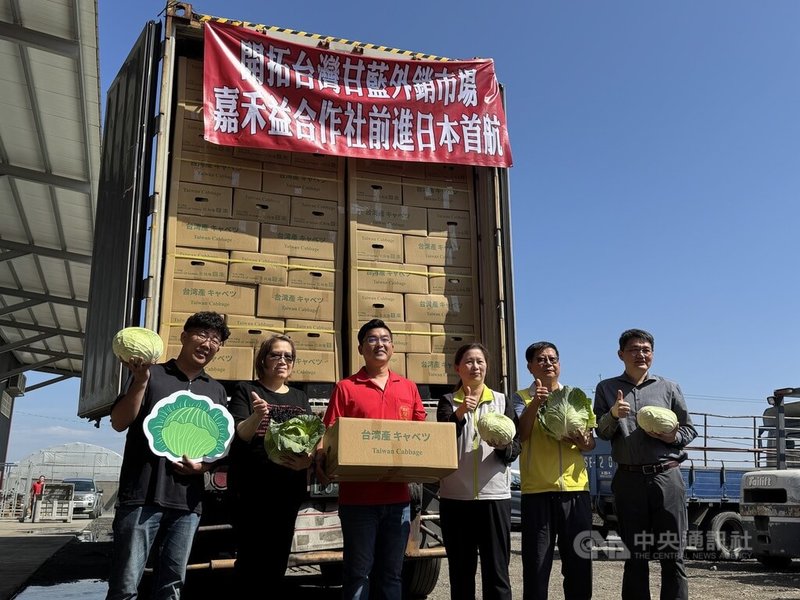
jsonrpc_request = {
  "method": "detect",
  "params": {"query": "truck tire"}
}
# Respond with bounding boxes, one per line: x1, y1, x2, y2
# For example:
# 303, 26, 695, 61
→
756, 555, 793, 570
402, 557, 442, 599
709, 511, 745, 561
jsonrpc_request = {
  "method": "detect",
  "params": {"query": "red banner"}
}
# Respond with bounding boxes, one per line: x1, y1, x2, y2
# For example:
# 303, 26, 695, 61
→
203, 22, 512, 167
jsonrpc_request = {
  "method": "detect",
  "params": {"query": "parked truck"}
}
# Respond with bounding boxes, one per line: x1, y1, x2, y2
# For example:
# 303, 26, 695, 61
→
77, 3, 515, 596
740, 388, 800, 568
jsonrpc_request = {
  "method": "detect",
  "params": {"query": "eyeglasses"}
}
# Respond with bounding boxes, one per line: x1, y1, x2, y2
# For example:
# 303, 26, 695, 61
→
364, 335, 392, 346
191, 330, 223, 348
267, 352, 295, 363
625, 347, 652, 356
535, 356, 559, 365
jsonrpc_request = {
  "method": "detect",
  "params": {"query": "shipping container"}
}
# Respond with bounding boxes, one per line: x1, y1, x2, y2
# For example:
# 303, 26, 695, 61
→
78, 2, 515, 594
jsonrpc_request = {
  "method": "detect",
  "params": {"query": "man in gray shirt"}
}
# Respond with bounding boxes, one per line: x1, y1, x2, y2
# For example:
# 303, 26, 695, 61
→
594, 329, 696, 600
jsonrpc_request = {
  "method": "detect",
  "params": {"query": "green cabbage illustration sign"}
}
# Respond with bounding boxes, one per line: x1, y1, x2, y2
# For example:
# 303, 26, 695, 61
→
143, 391, 235, 462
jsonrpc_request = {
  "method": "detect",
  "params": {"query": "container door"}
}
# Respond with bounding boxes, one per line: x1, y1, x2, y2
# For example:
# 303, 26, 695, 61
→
79, 21, 161, 419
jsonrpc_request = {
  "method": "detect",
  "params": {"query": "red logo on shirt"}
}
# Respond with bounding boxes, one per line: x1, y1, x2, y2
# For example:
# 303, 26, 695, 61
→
399, 405, 411, 420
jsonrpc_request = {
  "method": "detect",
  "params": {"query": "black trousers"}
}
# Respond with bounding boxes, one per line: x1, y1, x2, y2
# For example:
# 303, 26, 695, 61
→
521, 491, 592, 600
612, 467, 688, 600
439, 497, 513, 600
232, 490, 303, 596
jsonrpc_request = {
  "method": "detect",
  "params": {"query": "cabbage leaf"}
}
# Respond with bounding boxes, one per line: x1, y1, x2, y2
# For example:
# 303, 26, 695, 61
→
477, 412, 515, 447
264, 414, 325, 464
637, 406, 678, 434
537, 386, 596, 441
113, 327, 163, 364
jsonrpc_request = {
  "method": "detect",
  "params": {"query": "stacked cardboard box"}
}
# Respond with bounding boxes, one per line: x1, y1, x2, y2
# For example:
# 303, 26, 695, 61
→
348, 161, 479, 385
159, 59, 344, 383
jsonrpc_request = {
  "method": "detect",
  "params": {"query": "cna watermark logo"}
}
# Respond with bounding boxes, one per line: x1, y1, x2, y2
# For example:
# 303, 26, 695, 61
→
573, 529, 753, 561
573, 530, 631, 560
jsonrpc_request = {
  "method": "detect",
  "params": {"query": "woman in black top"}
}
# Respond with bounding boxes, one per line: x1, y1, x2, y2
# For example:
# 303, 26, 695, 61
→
227, 334, 312, 595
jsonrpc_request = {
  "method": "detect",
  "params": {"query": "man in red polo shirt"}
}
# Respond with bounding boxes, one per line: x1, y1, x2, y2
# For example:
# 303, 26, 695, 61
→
29, 475, 45, 518
320, 318, 426, 600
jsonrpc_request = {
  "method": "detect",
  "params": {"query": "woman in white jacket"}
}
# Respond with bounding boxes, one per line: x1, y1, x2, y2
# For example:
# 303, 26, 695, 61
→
437, 343, 521, 600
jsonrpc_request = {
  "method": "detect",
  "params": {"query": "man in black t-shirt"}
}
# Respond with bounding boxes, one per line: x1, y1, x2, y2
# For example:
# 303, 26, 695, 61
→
106, 312, 230, 600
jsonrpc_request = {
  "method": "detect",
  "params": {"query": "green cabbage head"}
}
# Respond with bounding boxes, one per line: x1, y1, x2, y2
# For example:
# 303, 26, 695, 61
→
144, 392, 234, 461
637, 406, 678, 434
264, 414, 325, 464
477, 412, 515, 447
113, 327, 163, 363
538, 386, 596, 440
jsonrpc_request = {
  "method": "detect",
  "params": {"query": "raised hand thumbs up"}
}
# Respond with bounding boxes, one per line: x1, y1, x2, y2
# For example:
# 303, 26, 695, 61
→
464, 385, 478, 411
533, 378, 549, 408
250, 390, 270, 420
612, 389, 630, 419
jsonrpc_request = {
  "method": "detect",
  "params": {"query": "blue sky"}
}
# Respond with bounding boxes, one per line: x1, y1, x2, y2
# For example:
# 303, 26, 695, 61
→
7, 0, 800, 461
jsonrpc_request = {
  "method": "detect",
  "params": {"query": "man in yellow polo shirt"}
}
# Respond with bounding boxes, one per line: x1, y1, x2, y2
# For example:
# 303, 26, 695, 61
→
513, 341, 594, 600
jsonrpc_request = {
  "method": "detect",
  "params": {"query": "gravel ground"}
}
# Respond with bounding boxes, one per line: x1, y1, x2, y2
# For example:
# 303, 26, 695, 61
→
26, 522, 800, 599
425, 532, 800, 600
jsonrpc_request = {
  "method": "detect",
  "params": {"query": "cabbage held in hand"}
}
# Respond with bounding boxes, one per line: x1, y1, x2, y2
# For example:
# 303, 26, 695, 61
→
113, 327, 163, 364
477, 412, 515, 447
264, 414, 325, 464
637, 406, 678, 434
538, 386, 596, 441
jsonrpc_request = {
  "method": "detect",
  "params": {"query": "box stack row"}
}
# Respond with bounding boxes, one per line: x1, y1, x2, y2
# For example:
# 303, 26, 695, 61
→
347, 160, 479, 385
159, 59, 345, 382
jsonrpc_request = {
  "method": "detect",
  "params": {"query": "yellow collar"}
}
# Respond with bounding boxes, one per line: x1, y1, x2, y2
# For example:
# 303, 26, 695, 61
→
453, 386, 494, 404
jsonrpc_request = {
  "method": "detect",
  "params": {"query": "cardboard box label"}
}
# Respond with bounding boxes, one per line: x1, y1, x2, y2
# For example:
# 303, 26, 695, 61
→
353, 175, 403, 205
179, 152, 262, 190
356, 291, 404, 322
323, 417, 457, 483
381, 321, 431, 354
232, 189, 291, 224
263, 164, 341, 201
288, 258, 336, 291
261, 224, 337, 261
175, 181, 233, 218
355, 230, 403, 263
290, 197, 341, 230
427, 208, 471, 239
170, 280, 256, 315
403, 235, 470, 267
424, 163, 469, 184
228, 251, 288, 286
286, 319, 336, 352
406, 353, 458, 385
171, 247, 229, 282
225, 315, 285, 347
165, 344, 253, 381
257, 284, 335, 321
357, 261, 428, 294
428, 267, 474, 296
402, 180, 470, 210
430, 325, 475, 354
292, 351, 337, 382
351, 201, 427, 235
176, 215, 260, 252
404, 293, 473, 325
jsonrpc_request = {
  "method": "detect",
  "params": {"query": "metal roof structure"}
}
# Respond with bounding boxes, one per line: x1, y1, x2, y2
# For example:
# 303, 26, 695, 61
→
0, 0, 100, 392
